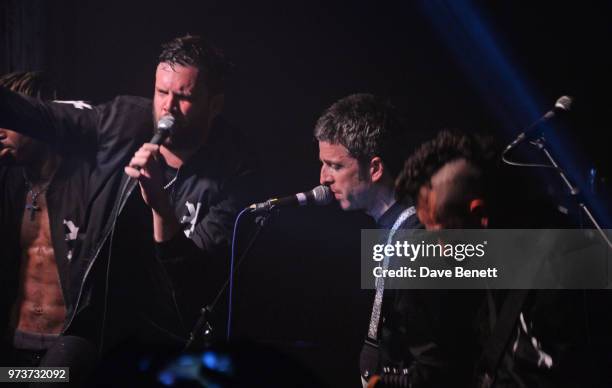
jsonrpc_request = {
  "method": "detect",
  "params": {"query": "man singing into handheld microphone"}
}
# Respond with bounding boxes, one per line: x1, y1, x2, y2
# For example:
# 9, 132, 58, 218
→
0, 35, 254, 381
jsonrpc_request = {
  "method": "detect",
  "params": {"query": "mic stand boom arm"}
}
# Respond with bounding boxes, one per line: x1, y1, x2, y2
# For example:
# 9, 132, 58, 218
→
183, 209, 275, 351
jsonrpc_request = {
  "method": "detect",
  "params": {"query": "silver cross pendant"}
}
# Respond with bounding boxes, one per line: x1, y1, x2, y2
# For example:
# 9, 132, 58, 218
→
26, 197, 41, 221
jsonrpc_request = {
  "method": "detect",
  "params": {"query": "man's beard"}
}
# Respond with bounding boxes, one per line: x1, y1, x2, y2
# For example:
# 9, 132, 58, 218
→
152, 111, 207, 152
164, 126, 203, 153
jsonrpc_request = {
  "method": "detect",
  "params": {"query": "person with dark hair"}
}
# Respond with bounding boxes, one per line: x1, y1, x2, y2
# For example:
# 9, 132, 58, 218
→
353, 130, 494, 388
0, 35, 254, 384
157, 34, 231, 96
314, 93, 421, 386
316, 93, 416, 214
0, 71, 67, 367
388, 131, 493, 388
395, 129, 496, 230
395, 130, 610, 388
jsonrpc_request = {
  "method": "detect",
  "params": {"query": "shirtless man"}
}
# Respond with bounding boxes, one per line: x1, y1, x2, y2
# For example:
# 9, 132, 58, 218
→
0, 71, 66, 366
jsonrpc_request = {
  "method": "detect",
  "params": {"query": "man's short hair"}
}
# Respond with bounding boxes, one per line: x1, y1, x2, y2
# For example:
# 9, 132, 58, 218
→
0, 71, 57, 99
158, 34, 232, 95
395, 129, 496, 203
314, 93, 410, 178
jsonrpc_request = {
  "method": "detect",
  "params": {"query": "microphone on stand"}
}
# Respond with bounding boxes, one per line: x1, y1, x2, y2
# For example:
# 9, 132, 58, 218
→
504, 95, 573, 153
249, 185, 333, 213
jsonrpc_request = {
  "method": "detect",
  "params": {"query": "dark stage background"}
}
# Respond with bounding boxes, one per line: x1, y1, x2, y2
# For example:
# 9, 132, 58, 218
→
2, 0, 611, 385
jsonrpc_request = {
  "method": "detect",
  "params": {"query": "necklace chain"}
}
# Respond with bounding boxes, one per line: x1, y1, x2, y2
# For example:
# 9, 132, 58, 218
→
163, 166, 180, 190
163, 176, 177, 190
22, 168, 53, 221
22, 166, 175, 221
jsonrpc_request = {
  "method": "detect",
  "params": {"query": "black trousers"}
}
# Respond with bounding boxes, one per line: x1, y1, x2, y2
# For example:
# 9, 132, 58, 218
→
1, 335, 97, 387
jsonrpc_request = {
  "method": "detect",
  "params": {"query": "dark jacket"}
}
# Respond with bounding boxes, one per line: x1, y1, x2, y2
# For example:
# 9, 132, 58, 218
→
360, 201, 484, 388
0, 88, 255, 351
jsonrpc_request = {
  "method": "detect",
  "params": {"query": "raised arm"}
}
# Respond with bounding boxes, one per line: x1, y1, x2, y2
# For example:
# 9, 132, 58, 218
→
0, 87, 98, 152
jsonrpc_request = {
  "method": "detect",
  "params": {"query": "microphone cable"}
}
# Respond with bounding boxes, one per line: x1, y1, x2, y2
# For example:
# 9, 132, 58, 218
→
226, 207, 252, 341
501, 139, 558, 169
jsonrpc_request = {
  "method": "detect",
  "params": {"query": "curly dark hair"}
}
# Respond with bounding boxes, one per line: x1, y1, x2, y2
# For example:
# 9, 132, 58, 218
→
314, 93, 412, 178
158, 34, 233, 95
0, 71, 57, 99
395, 129, 497, 204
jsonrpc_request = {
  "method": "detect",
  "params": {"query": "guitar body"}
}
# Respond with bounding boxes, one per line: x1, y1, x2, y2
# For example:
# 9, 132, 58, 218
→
360, 339, 381, 386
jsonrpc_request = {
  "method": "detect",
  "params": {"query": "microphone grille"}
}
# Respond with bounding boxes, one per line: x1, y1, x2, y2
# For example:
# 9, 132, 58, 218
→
157, 115, 175, 131
312, 185, 333, 205
554, 96, 573, 112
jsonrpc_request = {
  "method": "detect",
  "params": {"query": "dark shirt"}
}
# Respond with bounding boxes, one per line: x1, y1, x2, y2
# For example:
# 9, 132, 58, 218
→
376, 201, 417, 230
0, 89, 256, 352
368, 200, 483, 388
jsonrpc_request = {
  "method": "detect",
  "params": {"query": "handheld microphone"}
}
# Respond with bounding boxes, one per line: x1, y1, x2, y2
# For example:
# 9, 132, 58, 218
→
129, 115, 175, 174
505, 96, 573, 152
114, 115, 176, 235
150, 115, 175, 145
249, 185, 333, 213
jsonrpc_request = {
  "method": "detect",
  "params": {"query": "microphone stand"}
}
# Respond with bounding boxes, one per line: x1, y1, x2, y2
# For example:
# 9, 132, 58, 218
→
531, 138, 612, 250
183, 209, 276, 351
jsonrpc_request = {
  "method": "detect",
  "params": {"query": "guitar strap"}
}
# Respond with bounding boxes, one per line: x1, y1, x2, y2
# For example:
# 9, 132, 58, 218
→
361, 206, 415, 381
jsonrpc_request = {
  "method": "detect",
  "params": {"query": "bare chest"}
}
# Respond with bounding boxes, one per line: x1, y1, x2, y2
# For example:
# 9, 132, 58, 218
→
15, 190, 66, 333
